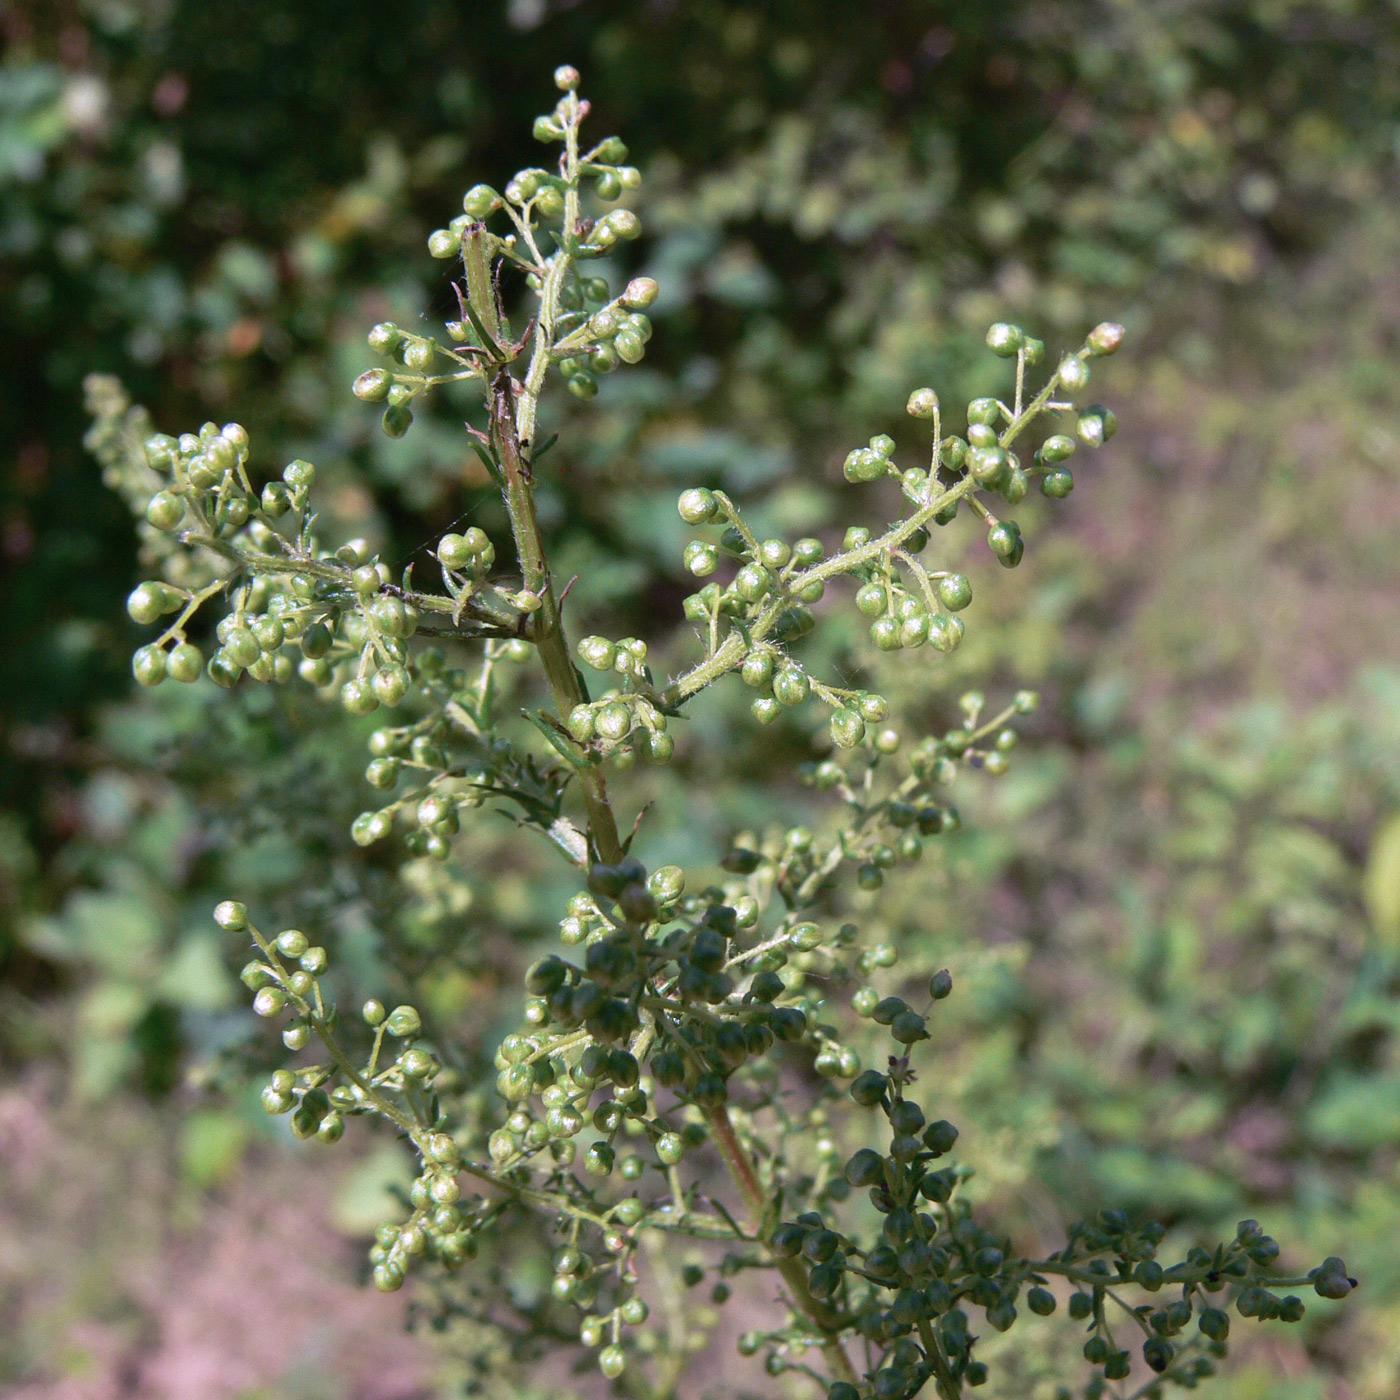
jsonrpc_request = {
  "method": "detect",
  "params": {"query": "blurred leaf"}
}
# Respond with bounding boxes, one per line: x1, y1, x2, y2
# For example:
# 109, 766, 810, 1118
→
180, 1108, 250, 1190
1364, 814, 1400, 944
330, 1143, 416, 1237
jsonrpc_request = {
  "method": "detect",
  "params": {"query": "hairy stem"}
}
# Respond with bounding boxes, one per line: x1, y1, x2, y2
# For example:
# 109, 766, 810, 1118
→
492, 371, 625, 865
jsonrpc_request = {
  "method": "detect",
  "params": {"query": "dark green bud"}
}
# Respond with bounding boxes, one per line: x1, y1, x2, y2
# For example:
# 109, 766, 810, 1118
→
652, 1050, 685, 1087
807, 1263, 842, 1300
923, 1119, 958, 1154
1143, 1336, 1174, 1373
872, 997, 907, 1025
769, 1006, 807, 1041
851, 1070, 888, 1106
771, 1223, 807, 1257
1199, 1307, 1229, 1341
845, 1148, 886, 1187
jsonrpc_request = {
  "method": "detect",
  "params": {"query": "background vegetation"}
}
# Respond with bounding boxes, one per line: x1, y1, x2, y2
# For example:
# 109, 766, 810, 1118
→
2, 2, 1398, 1397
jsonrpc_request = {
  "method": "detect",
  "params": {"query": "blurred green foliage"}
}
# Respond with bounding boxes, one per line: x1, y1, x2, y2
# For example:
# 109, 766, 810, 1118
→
3, 1, 1400, 1397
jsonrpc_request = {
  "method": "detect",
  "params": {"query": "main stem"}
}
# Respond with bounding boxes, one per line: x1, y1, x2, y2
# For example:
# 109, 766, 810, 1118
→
492, 372, 625, 866
492, 370, 857, 1389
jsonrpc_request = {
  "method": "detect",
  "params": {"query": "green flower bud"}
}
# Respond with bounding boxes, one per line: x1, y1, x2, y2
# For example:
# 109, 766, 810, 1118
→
939, 437, 968, 472
1076, 404, 1118, 447
855, 582, 888, 617
167, 642, 202, 683
923, 1118, 958, 1154
987, 521, 1024, 567
340, 679, 377, 716
769, 1006, 806, 1041
843, 447, 887, 484
385, 1004, 422, 1038
742, 651, 775, 688
1311, 1258, 1355, 1299
830, 710, 866, 749
578, 636, 617, 670
870, 616, 903, 652
986, 322, 1023, 356
260, 1084, 294, 1114
614, 327, 645, 364
1058, 355, 1090, 392
1087, 321, 1126, 355
275, 928, 309, 958
127, 581, 182, 625
462, 183, 500, 218
928, 613, 964, 652
622, 277, 658, 309
734, 564, 771, 601
371, 664, 409, 708
969, 446, 1010, 489
146, 490, 185, 531
282, 459, 316, 491
596, 701, 631, 741
604, 209, 641, 241
354, 368, 393, 402
936, 574, 972, 611
214, 900, 249, 931
132, 644, 167, 687
1041, 466, 1074, 497
678, 487, 717, 523
907, 387, 939, 418
253, 986, 286, 1017
758, 537, 790, 569
846, 1148, 885, 1187
773, 668, 809, 706
850, 1070, 887, 1106
684, 541, 719, 576
891, 1009, 929, 1043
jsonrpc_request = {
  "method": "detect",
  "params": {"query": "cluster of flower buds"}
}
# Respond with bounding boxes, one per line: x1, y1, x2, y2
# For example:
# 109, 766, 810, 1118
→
97, 63, 1359, 1400
569, 635, 674, 763
753, 997, 1351, 1400
659, 321, 1123, 763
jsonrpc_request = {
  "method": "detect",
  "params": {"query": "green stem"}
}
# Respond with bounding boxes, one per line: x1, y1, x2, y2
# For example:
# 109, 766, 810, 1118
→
702, 1103, 859, 1387
916, 1317, 962, 1400
491, 372, 624, 864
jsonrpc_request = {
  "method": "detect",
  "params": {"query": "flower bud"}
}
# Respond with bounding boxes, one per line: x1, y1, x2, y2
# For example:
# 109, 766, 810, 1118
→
1087, 320, 1126, 355
622, 277, 659, 309
385, 1004, 422, 1038
986, 322, 1023, 356
1058, 355, 1090, 393
214, 900, 248, 931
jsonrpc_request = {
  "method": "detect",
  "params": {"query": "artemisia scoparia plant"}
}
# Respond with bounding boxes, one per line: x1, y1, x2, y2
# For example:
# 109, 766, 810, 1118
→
87, 65, 1352, 1400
